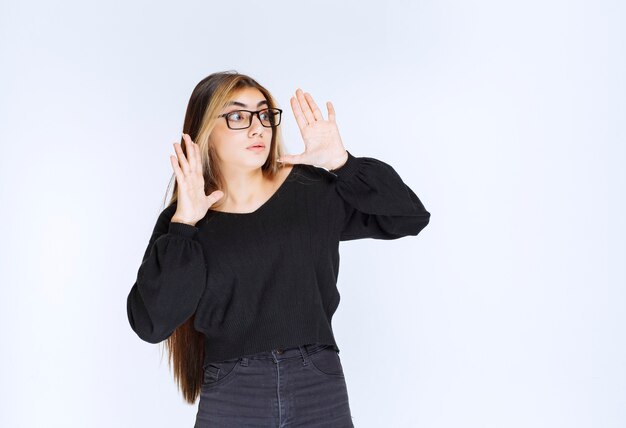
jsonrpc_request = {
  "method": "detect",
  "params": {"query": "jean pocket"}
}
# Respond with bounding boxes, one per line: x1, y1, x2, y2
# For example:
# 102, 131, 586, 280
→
202, 358, 241, 389
307, 345, 345, 378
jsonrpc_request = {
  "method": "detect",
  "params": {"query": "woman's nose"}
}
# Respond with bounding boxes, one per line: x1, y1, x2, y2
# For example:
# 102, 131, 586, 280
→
249, 113, 265, 133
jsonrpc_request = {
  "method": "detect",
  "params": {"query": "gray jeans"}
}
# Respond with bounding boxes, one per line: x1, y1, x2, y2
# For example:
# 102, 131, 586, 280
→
194, 343, 354, 427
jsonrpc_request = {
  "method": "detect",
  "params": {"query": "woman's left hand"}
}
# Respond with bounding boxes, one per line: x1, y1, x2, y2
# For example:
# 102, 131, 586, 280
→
278, 88, 349, 171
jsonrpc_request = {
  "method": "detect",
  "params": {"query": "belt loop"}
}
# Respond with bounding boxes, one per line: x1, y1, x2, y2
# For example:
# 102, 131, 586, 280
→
298, 345, 310, 366
240, 357, 249, 366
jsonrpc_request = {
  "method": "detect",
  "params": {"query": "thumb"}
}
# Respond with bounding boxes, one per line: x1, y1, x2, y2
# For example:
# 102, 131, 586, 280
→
278, 154, 305, 165
208, 190, 224, 203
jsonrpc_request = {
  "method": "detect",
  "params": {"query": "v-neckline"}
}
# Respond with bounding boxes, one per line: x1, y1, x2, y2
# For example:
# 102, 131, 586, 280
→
208, 164, 298, 216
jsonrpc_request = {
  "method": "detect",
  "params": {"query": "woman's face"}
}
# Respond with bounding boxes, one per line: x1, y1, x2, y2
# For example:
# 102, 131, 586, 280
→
209, 87, 273, 171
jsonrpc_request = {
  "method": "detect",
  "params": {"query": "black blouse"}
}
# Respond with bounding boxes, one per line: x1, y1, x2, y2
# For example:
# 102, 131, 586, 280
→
126, 150, 430, 363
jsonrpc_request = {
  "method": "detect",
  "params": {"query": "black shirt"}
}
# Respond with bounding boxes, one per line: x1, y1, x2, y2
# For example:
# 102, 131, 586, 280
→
126, 150, 430, 363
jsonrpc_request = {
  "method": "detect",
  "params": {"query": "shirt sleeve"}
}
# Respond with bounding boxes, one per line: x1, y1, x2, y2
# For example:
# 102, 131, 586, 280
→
126, 203, 207, 344
331, 150, 431, 241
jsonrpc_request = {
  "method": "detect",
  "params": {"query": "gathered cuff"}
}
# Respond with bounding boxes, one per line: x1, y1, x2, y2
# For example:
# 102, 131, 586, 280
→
330, 151, 359, 179
168, 221, 199, 238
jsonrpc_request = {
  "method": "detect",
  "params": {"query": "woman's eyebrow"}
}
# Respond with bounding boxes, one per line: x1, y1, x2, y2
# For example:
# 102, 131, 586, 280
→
225, 100, 269, 108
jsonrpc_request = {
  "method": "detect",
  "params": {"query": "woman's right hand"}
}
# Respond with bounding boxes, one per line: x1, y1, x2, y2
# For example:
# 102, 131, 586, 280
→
170, 133, 224, 226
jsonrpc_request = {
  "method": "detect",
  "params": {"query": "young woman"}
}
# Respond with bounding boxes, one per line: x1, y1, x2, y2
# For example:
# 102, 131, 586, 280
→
126, 70, 430, 427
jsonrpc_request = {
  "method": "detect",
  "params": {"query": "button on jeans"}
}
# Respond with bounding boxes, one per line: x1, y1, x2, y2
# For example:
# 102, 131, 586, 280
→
194, 343, 354, 427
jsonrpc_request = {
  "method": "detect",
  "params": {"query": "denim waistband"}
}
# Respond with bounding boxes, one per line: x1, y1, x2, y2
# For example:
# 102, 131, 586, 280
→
205, 343, 334, 366
240, 343, 329, 361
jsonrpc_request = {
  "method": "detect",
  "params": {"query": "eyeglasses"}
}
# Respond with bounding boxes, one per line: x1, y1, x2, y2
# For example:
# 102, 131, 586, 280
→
218, 108, 283, 130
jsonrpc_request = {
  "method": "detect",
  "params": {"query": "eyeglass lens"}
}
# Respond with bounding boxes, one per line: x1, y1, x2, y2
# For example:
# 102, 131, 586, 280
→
226, 109, 281, 129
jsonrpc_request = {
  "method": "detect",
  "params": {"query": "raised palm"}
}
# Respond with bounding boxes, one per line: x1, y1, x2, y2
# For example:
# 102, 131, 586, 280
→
170, 134, 223, 225
278, 88, 348, 171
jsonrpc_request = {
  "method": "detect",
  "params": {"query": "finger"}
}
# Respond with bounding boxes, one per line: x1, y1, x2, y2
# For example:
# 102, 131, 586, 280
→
278, 153, 306, 165
185, 133, 202, 172
182, 134, 196, 173
173, 142, 190, 176
304, 92, 324, 121
170, 154, 185, 185
290, 96, 308, 131
195, 140, 204, 171
296, 88, 316, 124
327, 101, 335, 122
208, 189, 224, 205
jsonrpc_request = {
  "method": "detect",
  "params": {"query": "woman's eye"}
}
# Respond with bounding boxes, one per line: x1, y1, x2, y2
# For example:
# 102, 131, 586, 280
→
229, 112, 244, 121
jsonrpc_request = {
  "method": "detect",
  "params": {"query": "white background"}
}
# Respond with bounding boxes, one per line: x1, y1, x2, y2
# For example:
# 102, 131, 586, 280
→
1, 0, 624, 427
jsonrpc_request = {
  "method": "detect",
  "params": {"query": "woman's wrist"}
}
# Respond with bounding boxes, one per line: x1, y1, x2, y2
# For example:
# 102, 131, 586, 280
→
329, 150, 349, 171
171, 216, 197, 227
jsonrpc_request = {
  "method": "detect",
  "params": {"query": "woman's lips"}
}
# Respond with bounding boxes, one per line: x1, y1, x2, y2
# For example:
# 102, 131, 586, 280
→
247, 144, 265, 150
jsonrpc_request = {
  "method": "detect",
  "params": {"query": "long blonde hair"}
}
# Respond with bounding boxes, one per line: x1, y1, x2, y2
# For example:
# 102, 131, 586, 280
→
161, 70, 288, 404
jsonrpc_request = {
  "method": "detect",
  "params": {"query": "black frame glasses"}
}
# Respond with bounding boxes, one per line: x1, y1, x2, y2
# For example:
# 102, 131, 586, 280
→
218, 108, 283, 130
